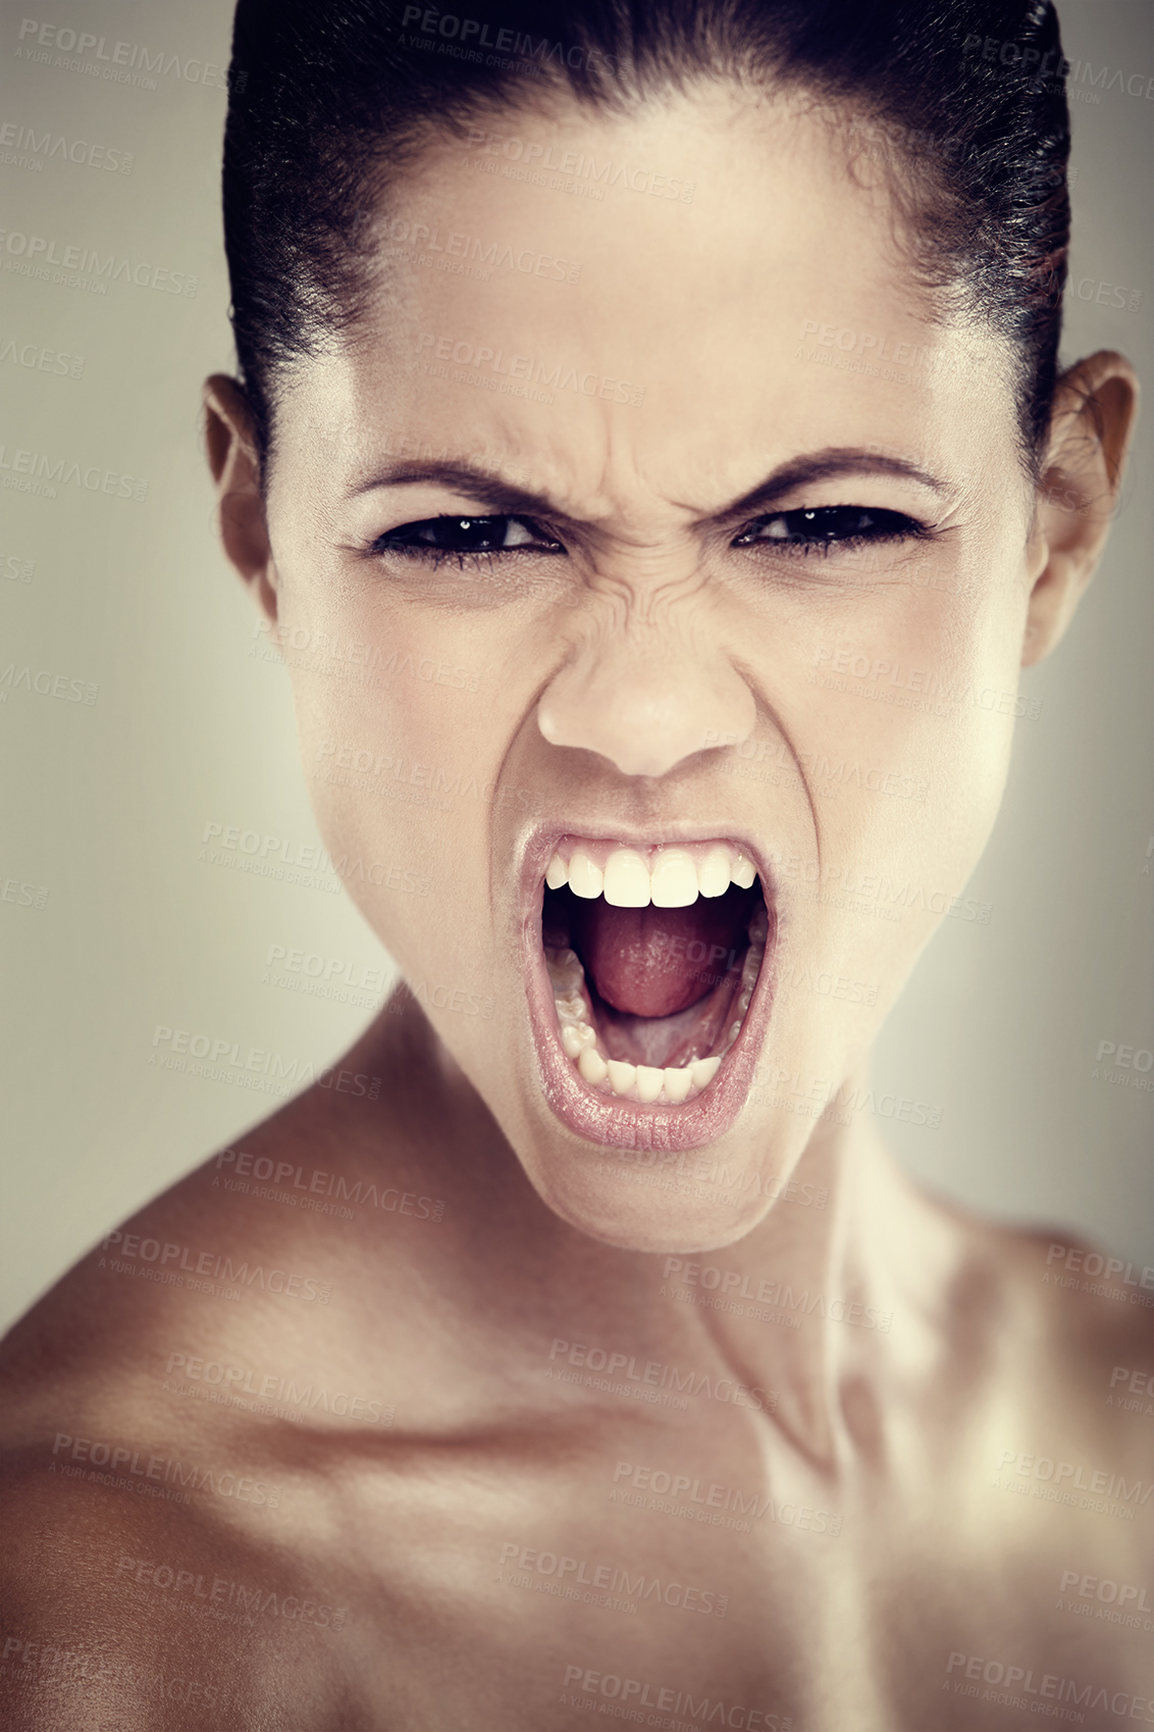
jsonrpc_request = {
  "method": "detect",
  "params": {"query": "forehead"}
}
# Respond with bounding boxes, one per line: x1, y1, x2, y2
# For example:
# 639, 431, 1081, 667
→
274, 88, 1014, 513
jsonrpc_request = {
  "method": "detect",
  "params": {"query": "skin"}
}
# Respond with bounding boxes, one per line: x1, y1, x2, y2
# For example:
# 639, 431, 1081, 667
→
1, 86, 1149, 1732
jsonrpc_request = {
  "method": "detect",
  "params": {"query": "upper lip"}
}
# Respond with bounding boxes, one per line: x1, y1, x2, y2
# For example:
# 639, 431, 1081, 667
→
526, 820, 769, 855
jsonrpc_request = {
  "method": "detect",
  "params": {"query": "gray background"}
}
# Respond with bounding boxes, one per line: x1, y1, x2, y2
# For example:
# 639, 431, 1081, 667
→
1, 0, 1151, 1334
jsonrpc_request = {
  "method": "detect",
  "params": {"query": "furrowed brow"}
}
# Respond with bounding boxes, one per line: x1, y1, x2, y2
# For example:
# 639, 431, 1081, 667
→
714, 450, 949, 522
346, 460, 561, 519
346, 449, 950, 529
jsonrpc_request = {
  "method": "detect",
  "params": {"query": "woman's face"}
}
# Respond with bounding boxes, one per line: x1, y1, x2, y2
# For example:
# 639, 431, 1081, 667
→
258, 88, 1039, 1251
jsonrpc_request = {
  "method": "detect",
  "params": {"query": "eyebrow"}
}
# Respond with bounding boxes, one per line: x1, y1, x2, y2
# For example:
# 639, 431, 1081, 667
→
347, 460, 559, 519
721, 450, 949, 518
345, 448, 949, 523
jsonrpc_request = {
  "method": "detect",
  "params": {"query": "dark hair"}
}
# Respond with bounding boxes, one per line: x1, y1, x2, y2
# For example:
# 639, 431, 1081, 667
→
222, 0, 1070, 474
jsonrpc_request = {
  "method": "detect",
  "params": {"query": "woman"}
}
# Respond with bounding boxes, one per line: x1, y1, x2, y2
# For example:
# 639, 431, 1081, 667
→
1, 0, 1148, 1725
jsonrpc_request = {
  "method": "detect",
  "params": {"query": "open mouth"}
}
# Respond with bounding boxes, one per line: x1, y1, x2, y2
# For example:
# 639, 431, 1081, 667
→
523, 835, 776, 1146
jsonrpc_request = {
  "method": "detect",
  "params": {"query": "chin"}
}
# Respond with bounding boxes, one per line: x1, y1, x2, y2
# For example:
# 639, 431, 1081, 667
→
499, 1069, 796, 1254
522, 1148, 776, 1255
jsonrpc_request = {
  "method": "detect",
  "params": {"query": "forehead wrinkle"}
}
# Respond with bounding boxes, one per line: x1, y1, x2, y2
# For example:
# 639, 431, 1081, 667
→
461, 410, 703, 535
279, 70, 1033, 526
458, 406, 633, 525
532, 407, 769, 537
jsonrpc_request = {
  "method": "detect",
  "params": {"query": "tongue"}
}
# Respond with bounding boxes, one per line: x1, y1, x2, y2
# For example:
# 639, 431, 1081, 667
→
572, 892, 752, 1018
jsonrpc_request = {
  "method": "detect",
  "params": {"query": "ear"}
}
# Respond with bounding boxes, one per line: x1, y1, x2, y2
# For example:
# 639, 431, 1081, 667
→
203, 374, 279, 625
1022, 350, 1139, 667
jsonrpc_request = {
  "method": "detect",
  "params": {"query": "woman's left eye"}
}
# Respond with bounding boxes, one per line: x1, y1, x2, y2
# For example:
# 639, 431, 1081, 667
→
732, 505, 925, 553
371, 514, 563, 561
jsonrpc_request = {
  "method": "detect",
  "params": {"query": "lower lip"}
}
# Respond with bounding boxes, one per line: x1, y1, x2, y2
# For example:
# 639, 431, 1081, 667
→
518, 844, 777, 1154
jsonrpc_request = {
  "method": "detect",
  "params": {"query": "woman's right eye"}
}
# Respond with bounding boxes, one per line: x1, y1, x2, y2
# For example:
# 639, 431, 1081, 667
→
372, 515, 564, 560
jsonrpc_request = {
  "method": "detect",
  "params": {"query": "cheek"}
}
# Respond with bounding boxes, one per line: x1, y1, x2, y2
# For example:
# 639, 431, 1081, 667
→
275, 544, 483, 769
760, 574, 1022, 996
796, 555, 1023, 825
273, 599, 495, 970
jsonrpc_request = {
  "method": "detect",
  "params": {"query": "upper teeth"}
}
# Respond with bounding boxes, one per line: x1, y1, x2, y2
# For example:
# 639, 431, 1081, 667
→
545, 840, 757, 907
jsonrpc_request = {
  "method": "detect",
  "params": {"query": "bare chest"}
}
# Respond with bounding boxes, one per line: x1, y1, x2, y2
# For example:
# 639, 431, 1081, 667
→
254, 1436, 1154, 1732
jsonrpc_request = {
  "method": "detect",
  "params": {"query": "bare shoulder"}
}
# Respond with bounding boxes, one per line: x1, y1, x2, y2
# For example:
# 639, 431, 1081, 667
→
0, 1086, 440, 1728
929, 1200, 1154, 1476
0, 1455, 354, 1730
1, 1097, 336, 1417
1001, 1219, 1154, 1395
0, 1070, 452, 1426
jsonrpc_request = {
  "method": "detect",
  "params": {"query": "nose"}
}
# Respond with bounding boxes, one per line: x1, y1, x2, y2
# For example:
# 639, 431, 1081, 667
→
536, 621, 757, 779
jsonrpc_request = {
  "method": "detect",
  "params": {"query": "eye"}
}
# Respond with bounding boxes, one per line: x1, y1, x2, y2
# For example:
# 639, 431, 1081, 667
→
371, 514, 564, 566
732, 505, 926, 555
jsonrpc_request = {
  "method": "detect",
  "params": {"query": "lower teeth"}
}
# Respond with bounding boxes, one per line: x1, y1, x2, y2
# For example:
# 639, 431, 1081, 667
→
574, 1043, 721, 1103
545, 911, 764, 1105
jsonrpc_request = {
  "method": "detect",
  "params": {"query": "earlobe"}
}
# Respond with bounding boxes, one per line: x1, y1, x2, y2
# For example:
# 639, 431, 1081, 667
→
202, 374, 278, 624
1022, 351, 1139, 667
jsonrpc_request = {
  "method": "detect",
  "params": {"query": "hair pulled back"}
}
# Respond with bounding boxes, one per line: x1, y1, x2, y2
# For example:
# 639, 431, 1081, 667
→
222, 0, 1071, 470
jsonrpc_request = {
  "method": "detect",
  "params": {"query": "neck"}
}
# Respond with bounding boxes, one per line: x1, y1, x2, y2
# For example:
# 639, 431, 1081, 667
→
352, 990, 944, 1465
